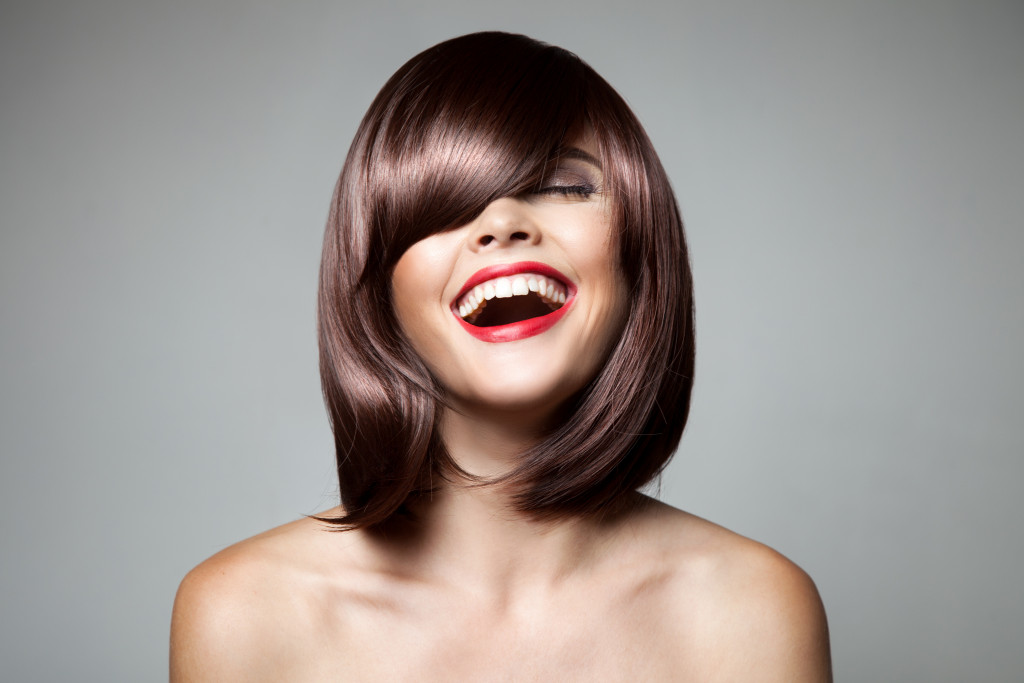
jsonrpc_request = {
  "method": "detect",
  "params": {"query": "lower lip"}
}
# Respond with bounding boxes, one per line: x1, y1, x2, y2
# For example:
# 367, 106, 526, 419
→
454, 296, 574, 342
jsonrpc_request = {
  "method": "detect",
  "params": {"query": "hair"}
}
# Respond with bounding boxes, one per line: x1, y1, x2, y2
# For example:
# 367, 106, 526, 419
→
317, 31, 695, 529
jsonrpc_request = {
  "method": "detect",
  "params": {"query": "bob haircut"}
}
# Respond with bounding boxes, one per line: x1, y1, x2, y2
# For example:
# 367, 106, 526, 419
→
318, 31, 695, 529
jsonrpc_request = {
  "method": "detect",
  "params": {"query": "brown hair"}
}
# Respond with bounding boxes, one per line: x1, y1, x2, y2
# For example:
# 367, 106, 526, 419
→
317, 32, 694, 528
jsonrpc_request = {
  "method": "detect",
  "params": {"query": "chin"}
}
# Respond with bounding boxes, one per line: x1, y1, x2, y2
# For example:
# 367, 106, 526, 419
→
450, 365, 588, 417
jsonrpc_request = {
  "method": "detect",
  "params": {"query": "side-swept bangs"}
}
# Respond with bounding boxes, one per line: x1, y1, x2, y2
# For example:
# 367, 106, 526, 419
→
318, 32, 694, 528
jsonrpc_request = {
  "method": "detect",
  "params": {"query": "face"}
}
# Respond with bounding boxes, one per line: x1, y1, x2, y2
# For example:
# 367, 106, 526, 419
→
391, 137, 629, 420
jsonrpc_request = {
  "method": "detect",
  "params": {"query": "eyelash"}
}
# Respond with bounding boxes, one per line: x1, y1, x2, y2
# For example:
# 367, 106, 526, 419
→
537, 184, 595, 198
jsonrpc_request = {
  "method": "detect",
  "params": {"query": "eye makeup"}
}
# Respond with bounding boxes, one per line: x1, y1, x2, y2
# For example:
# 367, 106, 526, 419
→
534, 147, 604, 199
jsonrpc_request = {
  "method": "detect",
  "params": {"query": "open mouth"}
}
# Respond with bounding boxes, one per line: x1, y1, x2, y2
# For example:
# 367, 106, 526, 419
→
451, 262, 575, 342
456, 273, 567, 326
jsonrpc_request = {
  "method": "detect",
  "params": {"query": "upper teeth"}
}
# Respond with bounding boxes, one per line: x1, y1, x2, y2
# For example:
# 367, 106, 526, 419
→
457, 273, 568, 319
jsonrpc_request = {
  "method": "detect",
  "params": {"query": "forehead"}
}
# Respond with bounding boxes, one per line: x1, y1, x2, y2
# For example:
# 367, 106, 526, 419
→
566, 127, 600, 157
546, 130, 603, 173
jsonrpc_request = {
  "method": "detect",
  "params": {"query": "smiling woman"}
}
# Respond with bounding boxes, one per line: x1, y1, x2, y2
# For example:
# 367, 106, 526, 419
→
316, 32, 694, 526
390, 136, 628, 437
170, 32, 831, 681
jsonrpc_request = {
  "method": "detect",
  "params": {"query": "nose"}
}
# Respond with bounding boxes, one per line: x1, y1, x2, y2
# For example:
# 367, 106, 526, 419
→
467, 198, 540, 252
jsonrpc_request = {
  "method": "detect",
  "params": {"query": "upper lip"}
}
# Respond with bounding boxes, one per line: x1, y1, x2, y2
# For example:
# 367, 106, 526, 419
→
452, 261, 576, 308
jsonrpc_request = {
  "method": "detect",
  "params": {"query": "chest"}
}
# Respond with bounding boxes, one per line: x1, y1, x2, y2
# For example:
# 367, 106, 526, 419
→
299, 586, 685, 681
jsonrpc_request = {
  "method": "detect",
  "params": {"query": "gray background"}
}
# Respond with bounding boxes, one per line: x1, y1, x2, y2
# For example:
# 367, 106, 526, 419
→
2, 0, 1022, 680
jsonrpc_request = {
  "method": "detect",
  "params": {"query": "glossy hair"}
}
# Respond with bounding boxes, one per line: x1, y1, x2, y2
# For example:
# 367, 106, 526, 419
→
318, 32, 694, 529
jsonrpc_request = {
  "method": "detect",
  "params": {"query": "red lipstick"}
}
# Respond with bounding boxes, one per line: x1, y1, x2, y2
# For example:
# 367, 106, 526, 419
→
451, 261, 576, 343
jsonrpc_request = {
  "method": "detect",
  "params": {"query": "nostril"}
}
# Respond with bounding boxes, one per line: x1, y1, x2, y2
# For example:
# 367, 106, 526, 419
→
511, 231, 529, 241
479, 235, 495, 246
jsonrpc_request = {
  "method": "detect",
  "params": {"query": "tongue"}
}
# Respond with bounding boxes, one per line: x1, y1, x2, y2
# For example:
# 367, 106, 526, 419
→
471, 293, 559, 327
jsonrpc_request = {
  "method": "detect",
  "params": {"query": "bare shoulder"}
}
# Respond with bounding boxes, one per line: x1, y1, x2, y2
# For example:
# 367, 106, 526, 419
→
626, 497, 832, 682
170, 511, 356, 682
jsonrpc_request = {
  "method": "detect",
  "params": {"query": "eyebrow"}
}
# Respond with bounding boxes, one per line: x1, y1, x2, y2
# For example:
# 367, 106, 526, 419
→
557, 147, 602, 169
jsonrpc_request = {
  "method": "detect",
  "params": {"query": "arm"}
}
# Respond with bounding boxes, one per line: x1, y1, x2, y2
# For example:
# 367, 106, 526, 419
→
169, 553, 283, 682
706, 547, 832, 682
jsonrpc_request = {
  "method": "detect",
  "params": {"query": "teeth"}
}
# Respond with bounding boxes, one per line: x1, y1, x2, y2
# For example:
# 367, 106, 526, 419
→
456, 271, 569, 320
494, 278, 513, 298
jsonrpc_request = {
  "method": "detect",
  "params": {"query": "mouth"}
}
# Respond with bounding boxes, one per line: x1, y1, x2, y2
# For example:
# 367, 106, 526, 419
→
451, 261, 576, 343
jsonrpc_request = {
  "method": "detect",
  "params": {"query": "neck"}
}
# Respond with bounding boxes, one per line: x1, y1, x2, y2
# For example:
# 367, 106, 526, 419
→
437, 401, 553, 478
364, 403, 625, 601
406, 483, 605, 596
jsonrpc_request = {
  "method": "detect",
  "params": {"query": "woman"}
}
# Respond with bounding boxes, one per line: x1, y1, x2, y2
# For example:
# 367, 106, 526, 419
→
171, 32, 831, 681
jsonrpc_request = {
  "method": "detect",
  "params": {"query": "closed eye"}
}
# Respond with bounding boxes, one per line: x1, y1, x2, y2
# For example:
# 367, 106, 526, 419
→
535, 183, 596, 198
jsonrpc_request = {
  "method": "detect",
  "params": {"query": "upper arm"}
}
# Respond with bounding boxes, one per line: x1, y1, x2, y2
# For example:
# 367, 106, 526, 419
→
169, 554, 282, 682
713, 549, 832, 682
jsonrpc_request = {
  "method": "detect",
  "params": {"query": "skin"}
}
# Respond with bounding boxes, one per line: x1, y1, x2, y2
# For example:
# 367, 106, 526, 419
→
391, 139, 630, 475
170, 139, 832, 681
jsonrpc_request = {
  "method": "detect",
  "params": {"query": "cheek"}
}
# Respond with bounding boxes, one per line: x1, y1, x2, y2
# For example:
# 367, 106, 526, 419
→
587, 244, 631, 368
391, 238, 453, 329
390, 271, 422, 342
558, 241, 630, 384
571, 226, 628, 323
591, 271, 630, 370
390, 236, 463, 385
